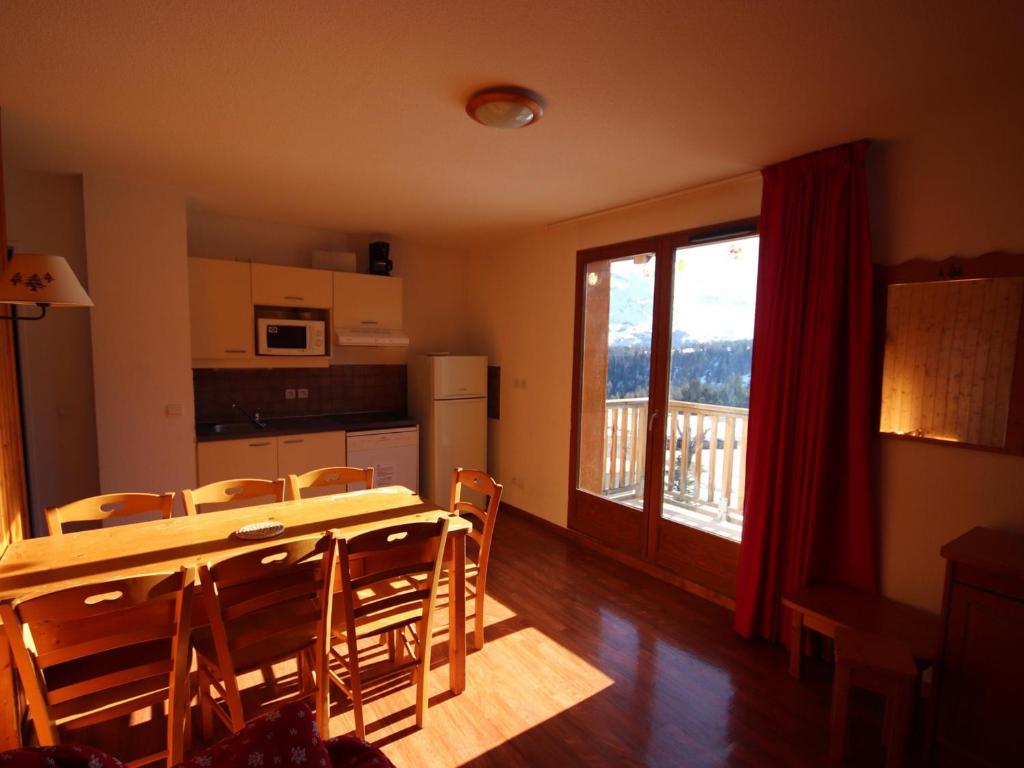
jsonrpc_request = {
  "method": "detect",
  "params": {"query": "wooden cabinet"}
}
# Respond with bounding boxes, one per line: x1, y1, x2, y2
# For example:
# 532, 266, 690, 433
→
933, 527, 1024, 766
333, 273, 403, 330
188, 258, 254, 362
276, 431, 346, 477
252, 264, 332, 308
196, 431, 346, 487
196, 437, 277, 486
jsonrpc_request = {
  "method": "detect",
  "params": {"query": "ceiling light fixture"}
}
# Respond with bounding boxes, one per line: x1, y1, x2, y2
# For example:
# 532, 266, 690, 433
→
466, 86, 545, 129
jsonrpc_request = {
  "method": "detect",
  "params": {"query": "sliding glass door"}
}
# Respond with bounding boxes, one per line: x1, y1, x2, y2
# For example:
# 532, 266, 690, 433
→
569, 223, 758, 597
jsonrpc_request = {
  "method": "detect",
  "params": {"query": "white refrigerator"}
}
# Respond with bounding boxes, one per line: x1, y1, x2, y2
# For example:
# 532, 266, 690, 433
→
408, 355, 488, 508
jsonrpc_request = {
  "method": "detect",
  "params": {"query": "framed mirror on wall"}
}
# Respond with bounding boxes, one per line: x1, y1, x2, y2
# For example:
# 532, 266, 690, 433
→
879, 252, 1024, 454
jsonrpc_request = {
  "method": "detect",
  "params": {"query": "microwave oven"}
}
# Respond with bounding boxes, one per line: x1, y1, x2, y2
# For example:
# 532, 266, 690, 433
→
256, 318, 327, 356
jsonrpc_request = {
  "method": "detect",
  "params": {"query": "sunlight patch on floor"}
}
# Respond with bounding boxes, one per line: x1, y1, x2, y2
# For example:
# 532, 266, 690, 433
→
328, 594, 615, 766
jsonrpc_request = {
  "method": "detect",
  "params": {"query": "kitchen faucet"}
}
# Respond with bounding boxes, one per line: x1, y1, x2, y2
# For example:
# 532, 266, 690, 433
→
232, 402, 267, 429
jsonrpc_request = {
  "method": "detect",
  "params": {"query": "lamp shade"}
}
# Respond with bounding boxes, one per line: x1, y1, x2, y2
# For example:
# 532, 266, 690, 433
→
0, 253, 93, 307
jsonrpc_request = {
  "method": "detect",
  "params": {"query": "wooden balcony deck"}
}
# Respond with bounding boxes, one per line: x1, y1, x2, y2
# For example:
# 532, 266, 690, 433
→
602, 397, 748, 542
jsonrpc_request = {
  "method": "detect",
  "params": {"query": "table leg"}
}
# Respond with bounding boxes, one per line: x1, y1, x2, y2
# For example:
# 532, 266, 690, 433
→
789, 609, 803, 678
448, 531, 466, 694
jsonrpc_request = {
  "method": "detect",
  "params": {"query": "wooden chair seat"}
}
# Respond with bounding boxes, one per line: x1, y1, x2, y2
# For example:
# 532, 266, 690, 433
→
192, 617, 318, 676
332, 593, 424, 641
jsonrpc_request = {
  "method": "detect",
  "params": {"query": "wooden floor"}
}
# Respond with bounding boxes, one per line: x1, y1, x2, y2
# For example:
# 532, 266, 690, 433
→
75, 511, 923, 766
318, 512, 922, 767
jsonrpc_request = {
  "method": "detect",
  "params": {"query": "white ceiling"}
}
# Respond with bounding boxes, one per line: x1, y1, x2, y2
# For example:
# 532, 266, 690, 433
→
1, 1, 1020, 245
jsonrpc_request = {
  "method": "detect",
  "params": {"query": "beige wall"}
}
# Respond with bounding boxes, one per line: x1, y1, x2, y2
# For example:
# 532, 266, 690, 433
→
462, 176, 762, 523
463, 121, 1024, 614
83, 175, 196, 505
3, 169, 99, 534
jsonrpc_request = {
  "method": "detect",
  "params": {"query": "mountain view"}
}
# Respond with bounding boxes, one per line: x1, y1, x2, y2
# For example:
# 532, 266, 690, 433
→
606, 238, 758, 407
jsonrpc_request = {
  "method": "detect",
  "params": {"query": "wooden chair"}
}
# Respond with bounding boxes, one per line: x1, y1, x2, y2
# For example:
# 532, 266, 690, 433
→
449, 468, 503, 649
830, 627, 918, 767
288, 466, 375, 501
327, 517, 451, 739
183, 478, 285, 515
193, 533, 336, 737
0, 568, 194, 767
45, 491, 175, 535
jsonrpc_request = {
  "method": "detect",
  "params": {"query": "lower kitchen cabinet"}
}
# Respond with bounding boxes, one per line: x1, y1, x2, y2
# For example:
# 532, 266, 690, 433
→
277, 431, 347, 477
196, 437, 278, 486
196, 431, 346, 487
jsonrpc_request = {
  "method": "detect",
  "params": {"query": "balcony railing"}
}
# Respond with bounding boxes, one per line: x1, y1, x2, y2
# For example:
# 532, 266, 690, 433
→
603, 398, 749, 531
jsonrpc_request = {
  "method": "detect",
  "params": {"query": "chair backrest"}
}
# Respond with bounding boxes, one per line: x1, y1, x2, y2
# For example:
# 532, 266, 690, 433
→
199, 533, 336, 673
45, 492, 175, 536
335, 518, 450, 644
288, 466, 375, 500
0, 568, 194, 756
183, 478, 285, 515
449, 468, 503, 566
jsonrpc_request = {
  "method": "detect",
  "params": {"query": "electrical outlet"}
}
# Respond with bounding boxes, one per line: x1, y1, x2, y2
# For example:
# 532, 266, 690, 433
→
297, 388, 309, 399
285, 389, 296, 400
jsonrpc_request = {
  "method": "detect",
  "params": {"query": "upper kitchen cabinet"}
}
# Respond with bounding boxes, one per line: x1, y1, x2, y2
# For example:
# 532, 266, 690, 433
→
189, 258, 254, 362
333, 272, 403, 330
252, 263, 333, 308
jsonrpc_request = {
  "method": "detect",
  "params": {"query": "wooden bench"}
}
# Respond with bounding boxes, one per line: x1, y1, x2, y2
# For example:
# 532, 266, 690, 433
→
782, 582, 941, 678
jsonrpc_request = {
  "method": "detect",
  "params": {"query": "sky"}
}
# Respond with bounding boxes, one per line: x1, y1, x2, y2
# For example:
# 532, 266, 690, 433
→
606, 236, 759, 345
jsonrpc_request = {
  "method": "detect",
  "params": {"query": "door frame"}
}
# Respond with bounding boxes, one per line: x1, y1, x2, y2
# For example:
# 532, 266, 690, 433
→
567, 218, 759, 598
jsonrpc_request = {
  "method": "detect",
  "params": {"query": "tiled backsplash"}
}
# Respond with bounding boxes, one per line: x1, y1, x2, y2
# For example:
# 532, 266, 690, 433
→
193, 365, 406, 423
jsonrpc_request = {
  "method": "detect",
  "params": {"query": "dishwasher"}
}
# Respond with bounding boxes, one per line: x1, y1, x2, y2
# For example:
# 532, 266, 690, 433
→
346, 426, 419, 492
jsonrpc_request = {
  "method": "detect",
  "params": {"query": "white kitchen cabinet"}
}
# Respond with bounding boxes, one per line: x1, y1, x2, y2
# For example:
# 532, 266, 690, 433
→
189, 258, 254, 362
196, 431, 347, 488
333, 273, 403, 330
252, 264, 333, 308
276, 431, 347, 477
196, 437, 278, 486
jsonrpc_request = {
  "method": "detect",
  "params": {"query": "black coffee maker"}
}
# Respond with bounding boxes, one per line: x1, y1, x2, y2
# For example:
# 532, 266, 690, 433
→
369, 241, 393, 276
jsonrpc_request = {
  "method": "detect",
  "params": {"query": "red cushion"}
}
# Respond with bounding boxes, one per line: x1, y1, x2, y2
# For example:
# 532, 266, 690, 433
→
0, 745, 124, 767
175, 701, 330, 768
324, 736, 395, 768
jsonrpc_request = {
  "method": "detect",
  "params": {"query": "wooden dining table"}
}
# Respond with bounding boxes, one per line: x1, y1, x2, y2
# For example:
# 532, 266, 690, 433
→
0, 485, 471, 749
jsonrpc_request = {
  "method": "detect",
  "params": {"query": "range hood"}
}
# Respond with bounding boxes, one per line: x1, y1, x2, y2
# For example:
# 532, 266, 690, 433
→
334, 326, 410, 347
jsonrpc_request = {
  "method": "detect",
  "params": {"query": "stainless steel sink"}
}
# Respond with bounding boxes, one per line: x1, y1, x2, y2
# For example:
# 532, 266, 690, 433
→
210, 422, 258, 435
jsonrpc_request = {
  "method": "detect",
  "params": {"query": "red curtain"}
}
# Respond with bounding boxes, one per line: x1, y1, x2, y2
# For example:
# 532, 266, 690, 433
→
734, 141, 878, 643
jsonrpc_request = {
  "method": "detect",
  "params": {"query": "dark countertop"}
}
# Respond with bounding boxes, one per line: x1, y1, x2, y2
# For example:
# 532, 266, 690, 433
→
195, 412, 417, 442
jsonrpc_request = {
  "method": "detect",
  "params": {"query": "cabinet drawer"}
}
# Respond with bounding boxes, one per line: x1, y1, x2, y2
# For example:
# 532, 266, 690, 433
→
277, 431, 347, 478
196, 438, 278, 486
252, 264, 332, 308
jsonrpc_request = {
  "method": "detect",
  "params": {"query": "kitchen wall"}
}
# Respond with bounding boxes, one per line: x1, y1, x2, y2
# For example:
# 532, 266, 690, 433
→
462, 109, 1024, 614
193, 365, 406, 423
2, 169, 99, 534
83, 174, 197, 504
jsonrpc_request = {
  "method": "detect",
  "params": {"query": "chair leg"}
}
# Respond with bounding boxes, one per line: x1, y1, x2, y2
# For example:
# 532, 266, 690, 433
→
198, 667, 213, 741
885, 682, 913, 768
829, 663, 851, 761
473, 588, 486, 650
260, 663, 279, 697
415, 618, 432, 730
